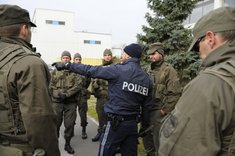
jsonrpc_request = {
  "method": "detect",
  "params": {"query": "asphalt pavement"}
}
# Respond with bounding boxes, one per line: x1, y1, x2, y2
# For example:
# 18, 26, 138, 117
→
59, 116, 100, 156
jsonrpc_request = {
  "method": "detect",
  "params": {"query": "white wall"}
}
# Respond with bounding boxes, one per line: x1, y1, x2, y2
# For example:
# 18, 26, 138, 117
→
214, 0, 224, 9
31, 9, 112, 64
74, 31, 112, 58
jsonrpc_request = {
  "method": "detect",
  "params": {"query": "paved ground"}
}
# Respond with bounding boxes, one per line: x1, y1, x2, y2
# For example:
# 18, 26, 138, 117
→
59, 116, 100, 156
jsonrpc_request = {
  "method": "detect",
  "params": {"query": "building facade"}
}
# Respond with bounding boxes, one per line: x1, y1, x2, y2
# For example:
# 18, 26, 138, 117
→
31, 8, 112, 65
184, 0, 235, 29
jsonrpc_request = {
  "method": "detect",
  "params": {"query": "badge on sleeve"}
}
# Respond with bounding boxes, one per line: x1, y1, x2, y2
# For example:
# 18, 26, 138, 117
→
162, 114, 177, 138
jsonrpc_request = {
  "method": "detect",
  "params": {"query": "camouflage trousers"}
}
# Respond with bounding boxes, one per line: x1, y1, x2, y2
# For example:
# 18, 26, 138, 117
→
52, 102, 77, 140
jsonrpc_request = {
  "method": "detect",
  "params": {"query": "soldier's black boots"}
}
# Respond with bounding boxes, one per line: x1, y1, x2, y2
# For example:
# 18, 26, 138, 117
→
92, 132, 101, 142
64, 139, 75, 154
82, 126, 87, 139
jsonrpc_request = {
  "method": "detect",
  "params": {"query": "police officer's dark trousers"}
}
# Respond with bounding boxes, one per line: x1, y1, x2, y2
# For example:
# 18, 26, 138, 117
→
98, 116, 138, 156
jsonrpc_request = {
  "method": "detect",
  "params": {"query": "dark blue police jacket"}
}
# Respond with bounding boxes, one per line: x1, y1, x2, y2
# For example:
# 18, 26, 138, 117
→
69, 58, 153, 127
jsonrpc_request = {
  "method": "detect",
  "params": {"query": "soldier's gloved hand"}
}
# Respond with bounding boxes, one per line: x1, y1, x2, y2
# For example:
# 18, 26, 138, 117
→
58, 93, 67, 100
52, 62, 71, 70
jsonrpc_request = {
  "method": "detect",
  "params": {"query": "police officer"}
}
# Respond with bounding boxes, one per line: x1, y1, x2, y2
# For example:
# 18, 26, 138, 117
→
53, 43, 153, 156
142, 42, 181, 156
50, 51, 82, 154
158, 7, 235, 156
73, 53, 91, 139
91, 49, 113, 142
0, 4, 60, 156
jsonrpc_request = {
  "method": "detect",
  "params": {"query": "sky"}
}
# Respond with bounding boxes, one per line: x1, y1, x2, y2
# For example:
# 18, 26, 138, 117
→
1, 0, 150, 46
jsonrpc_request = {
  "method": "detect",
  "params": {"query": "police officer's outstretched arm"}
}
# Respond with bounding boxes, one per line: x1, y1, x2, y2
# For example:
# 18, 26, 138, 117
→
53, 61, 118, 80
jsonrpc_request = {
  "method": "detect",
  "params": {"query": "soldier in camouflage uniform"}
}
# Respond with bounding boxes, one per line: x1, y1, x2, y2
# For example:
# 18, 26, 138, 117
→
91, 49, 113, 142
142, 42, 181, 156
50, 51, 82, 154
0, 5, 60, 156
73, 53, 91, 139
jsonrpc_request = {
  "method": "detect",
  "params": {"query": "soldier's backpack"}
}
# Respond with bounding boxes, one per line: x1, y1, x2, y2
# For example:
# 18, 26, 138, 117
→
0, 44, 38, 156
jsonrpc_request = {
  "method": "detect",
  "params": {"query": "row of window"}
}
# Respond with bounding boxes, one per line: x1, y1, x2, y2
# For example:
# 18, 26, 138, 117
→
84, 40, 101, 45
45, 20, 101, 45
183, 0, 235, 25
45, 20, 65, 25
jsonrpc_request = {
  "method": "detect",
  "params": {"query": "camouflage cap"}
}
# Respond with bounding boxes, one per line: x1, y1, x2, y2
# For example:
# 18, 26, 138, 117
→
0, 5, 36, 27
61, 51, 71, 58
188, 7, 235, 52
147, 42, 164, 56
73, 53, 82, 59
103, 49, 112, 56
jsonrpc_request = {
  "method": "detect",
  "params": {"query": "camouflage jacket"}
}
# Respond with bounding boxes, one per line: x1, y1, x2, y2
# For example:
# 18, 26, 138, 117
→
148, 60, 181, 113
50, 69, 83, 103
79, 75, 91, 100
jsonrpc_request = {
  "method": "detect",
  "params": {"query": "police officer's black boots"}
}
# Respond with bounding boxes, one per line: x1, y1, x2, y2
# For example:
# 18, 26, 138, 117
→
82, 126, 87, 139
91, 132, 101, 142
64, 138, 75, 154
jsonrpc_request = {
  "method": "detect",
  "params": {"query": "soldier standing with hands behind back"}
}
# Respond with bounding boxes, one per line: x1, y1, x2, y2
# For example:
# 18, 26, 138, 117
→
0, 4, 60, 156
50, 51, 83, 154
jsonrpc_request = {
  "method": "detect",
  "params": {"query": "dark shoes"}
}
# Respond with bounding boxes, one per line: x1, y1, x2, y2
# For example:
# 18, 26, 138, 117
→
82, 126, 87, 139
82, 131, 87, 139
64, 143, 75, 154
92, 133, 101, 142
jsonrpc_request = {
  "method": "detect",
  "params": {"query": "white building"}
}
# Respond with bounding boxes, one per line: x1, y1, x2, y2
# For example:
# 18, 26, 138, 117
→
184, 0, 235, 29
31, 8, 112, 65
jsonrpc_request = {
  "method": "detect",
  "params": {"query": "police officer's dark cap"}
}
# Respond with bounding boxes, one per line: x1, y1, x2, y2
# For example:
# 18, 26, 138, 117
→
147, 42, 164, 56
188, 7, 235, 52
124, 43, 142, 59
0, 4, 36, 27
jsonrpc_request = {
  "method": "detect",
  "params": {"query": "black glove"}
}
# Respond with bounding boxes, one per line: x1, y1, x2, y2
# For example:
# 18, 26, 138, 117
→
58, 92, 67, 100
52, 62, 71, 70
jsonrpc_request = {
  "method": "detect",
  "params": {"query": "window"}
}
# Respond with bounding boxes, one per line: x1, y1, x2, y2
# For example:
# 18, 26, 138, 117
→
84, 40, 101, 45
45, 20, 65, 25
225, 0, 235, 7
95, 41, 101, 44
183, 0, 214, 25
